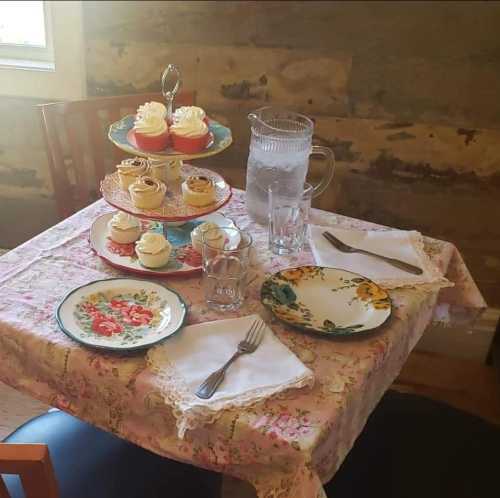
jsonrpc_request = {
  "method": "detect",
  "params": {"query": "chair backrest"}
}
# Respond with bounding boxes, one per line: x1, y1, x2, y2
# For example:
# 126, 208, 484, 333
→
0, 443, 58, 498
38, 91, 195, 220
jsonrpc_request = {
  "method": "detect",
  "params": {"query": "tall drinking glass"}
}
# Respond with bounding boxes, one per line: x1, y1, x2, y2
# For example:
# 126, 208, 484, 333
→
268, 181, 312, 255
202, 227, 253, 311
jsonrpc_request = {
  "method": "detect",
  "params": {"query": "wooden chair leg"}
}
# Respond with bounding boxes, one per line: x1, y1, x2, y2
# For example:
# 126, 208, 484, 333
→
0, 444, 59, 498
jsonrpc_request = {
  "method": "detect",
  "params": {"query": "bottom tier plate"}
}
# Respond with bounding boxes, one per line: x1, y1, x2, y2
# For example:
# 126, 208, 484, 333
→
90, 212, 237, 277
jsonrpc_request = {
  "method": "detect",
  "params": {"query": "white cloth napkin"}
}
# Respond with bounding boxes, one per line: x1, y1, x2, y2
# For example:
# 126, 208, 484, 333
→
309, 225, 452, 290
147, 314, 314, 437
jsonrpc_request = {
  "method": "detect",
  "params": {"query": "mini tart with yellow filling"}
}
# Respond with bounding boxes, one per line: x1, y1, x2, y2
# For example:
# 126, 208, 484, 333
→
128, 176, 166, 210
117, 157, 150, 190
181, 175, 216, 207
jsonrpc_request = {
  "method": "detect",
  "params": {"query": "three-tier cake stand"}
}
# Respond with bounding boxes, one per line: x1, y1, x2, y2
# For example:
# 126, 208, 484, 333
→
92, 65, 235, 277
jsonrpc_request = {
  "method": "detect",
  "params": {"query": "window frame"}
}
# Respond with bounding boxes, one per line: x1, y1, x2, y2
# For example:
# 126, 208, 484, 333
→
0, 1, 54, 67
0, 1, 86, 100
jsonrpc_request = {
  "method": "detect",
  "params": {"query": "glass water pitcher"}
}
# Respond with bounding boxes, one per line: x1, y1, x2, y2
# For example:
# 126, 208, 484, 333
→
245, 107, 335, 224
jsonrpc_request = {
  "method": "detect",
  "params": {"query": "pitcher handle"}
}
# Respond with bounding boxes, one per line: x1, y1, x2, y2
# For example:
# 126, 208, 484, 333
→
310, 145, 335, 198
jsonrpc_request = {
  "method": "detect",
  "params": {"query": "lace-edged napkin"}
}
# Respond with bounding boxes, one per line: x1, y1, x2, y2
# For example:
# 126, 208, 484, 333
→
147, 314, 314, 437
309, 225, 452, 290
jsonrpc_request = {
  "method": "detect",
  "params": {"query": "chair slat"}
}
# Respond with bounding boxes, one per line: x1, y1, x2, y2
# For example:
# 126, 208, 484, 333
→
64, 113, 90, 211
86, 109, 107, 185
38, 106, 74, 219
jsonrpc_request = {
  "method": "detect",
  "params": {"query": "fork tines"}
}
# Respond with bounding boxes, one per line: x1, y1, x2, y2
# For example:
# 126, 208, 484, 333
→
245, 319, 266, 347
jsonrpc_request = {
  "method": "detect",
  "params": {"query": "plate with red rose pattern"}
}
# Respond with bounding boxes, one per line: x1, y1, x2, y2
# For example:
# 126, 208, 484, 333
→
56, 278, 187, 351
90, 212, 237, 277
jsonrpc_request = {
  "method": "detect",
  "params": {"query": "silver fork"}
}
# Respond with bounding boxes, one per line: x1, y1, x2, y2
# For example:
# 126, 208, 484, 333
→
322, 231, 423, 275
195, 319, 266, 399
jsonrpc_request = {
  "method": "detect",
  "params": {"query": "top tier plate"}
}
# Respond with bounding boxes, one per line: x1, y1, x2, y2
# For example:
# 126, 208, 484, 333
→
108, 114, 233, 160
101, 164, 232, 222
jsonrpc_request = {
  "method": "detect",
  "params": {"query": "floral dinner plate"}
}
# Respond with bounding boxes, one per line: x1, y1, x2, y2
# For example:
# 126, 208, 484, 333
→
90, 212, 238, 277
56, 278, 187, 351
261, 266, 391, 337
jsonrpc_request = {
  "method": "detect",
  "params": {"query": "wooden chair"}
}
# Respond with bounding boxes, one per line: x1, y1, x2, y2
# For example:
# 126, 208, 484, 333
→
38, 91, 195, 220
0, 444, 58, 498
0, 410, 221, 498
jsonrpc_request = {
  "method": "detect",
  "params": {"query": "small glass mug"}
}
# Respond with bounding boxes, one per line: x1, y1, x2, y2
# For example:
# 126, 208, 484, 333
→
268, 181, 313, 255
202, 227, 253, 311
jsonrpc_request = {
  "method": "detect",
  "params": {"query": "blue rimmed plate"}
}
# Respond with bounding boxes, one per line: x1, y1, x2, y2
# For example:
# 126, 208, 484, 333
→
56, 278, 187, 351
108, 114, 232, 160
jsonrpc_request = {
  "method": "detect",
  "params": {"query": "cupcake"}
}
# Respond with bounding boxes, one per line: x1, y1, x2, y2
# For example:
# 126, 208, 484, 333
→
129, 176, 166, 209
148, 158, 182, 183
116, 157, 150, 190
170, 118, 209, 154
181, 175, 216, 207
173, 106, 207, 124
135, 233, 172, 268
137, 101, 167, 119
134, 102, 170, 153
108, 212, 141, 244
191, 222, 225, 253
134, 113, 170, 152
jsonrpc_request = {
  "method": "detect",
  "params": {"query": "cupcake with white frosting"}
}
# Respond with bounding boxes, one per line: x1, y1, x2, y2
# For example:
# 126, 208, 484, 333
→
191, 222, 225, 253
128, 176, 166, 209
117, 157, 150, 190
108, 212, 141, 244
137, 101, 167, 120
181, 175, 216, 207
170, 117, 209, 154
173, 106, 207, 124
135, 233, 172, 268
134, 102, 170, 152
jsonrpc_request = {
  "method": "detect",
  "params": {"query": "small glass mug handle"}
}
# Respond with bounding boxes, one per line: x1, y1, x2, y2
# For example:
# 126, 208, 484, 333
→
309, 145, 335, 198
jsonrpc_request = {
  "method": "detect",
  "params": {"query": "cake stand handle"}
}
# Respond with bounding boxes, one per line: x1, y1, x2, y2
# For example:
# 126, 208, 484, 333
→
161, 64, 182, 122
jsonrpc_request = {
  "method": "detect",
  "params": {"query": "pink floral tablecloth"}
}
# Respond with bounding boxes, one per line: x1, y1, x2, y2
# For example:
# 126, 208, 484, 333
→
0, 190, 485, 498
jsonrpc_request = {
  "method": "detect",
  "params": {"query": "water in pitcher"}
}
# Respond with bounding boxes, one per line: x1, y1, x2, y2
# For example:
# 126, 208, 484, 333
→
246, 145, 310, 224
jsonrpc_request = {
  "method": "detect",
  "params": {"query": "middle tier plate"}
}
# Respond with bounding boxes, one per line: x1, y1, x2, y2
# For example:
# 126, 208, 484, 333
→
90, 212, 238, 277
100, 164, 232, 221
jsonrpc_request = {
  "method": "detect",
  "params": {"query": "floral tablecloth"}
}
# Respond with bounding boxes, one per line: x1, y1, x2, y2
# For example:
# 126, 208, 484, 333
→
0, 190, 485, 498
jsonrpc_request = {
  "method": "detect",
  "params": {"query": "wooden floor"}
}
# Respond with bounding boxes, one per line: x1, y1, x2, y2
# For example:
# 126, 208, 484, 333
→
1, 350, 499, 498
0, 382, 49, 440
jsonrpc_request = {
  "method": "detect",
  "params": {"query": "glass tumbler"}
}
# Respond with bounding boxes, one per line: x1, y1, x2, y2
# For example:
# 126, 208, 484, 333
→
268, 181, 312, 255
202, 227, 253, 311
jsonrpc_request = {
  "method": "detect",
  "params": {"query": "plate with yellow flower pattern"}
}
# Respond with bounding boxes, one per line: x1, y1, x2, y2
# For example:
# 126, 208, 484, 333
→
56, 278, 187, 351
261, 266, 391, 336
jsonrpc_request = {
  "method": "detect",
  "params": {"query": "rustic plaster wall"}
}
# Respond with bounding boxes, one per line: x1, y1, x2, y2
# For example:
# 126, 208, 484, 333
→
0, 1, 499, 306
82, 0, 500, 306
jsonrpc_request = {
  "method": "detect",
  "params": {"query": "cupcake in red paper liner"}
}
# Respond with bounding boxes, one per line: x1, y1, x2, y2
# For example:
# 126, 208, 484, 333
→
133, 102, 169, 152
170, 117, 209, 154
